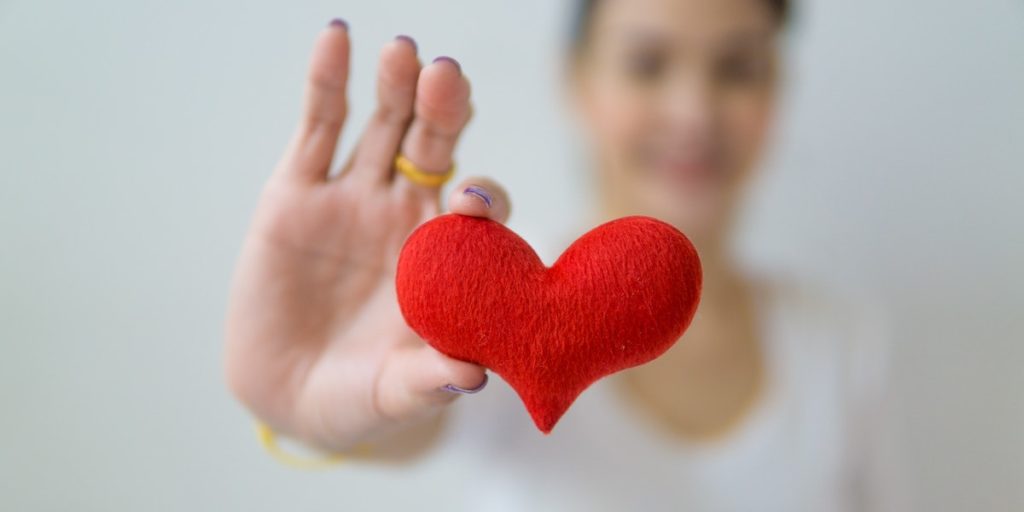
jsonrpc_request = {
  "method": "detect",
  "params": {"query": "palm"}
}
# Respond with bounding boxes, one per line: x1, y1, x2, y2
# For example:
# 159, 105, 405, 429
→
225, 24, 502, 452
229, 175, 434, 439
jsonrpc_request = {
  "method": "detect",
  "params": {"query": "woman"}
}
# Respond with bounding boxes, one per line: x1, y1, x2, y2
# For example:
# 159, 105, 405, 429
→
225, 0, 904, 509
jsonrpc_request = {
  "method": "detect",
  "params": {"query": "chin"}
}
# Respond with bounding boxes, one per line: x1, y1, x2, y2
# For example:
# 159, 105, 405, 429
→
635, 182, 730, 244
661, 210, 723, 246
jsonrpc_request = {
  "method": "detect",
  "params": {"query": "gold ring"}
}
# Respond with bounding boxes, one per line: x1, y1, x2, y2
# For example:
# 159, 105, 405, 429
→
394, 154, 455, 187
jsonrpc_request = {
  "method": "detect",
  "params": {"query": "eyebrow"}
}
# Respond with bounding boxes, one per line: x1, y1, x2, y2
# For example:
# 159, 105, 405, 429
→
719, 30, 776, 50
619, 28, 776, 52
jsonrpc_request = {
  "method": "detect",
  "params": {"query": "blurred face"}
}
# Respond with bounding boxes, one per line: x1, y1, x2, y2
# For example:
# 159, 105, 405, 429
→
573, 0, 781, 244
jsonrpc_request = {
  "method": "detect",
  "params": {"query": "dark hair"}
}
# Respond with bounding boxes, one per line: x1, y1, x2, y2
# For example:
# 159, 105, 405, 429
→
571, 0, 791, 52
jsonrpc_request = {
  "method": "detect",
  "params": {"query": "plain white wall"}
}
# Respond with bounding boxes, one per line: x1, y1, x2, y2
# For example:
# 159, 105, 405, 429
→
1, 0, 1021, 510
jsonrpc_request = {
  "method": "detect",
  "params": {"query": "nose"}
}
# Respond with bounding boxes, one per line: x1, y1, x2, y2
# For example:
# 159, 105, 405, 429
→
659, 72, 716, 141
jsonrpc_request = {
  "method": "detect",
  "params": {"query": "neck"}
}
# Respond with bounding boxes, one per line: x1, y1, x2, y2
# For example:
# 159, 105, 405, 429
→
690, 240, 747, 311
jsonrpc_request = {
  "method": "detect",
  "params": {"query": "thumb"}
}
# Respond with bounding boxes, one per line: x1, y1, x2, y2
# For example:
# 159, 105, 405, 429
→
375, 344, 488, 421
446, 176, 511, 224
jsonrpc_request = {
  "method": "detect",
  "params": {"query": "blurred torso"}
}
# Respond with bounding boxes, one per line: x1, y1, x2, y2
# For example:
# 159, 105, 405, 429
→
423, 274, 889, 512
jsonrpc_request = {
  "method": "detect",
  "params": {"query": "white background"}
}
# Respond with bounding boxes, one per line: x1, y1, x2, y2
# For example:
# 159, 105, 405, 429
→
1, 0, 1021, 510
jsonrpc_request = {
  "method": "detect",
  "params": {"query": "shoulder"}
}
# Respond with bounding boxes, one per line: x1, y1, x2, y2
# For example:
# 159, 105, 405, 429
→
750, 271, 909, 507
756, 270, 883, 333
754, 268, 887, 342
751, 269, 892, 399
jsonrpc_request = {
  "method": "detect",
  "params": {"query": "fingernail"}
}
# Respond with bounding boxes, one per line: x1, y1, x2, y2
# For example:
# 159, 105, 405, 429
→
395, 35, 417, 52
463, 185, 492, 208
328, 18, 348, 30
433, 56, 462, 74
440, 374, 488, 394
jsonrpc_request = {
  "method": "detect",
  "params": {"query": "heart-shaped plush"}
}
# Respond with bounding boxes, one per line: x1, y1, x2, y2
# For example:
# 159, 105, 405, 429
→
395, 213, 702, 433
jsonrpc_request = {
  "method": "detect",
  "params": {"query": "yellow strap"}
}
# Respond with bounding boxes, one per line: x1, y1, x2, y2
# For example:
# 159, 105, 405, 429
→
394, 154, 455, 187
256, 422, 360, 470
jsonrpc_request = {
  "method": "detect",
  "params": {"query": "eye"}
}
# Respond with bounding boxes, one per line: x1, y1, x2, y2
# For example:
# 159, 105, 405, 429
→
717, 52, 771, 85
623, 48, 667, 83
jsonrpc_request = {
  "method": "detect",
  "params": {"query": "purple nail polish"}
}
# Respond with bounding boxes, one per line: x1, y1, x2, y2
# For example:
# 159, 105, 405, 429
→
432, 56, 462, 74
328, 18, 348, 30
463, 185, 492, 208
440, 374, 488, 394
395, 35, 417, 52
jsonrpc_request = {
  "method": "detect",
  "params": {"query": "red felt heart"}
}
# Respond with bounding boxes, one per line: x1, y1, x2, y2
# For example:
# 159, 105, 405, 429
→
395, 213, 702, 433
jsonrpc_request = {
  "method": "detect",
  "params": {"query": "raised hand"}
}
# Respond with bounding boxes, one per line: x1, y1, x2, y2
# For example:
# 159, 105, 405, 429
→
225, 20, 511, 454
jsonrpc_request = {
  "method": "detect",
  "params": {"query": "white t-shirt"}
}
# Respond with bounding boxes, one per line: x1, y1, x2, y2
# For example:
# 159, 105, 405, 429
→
415, 273, 907, 512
